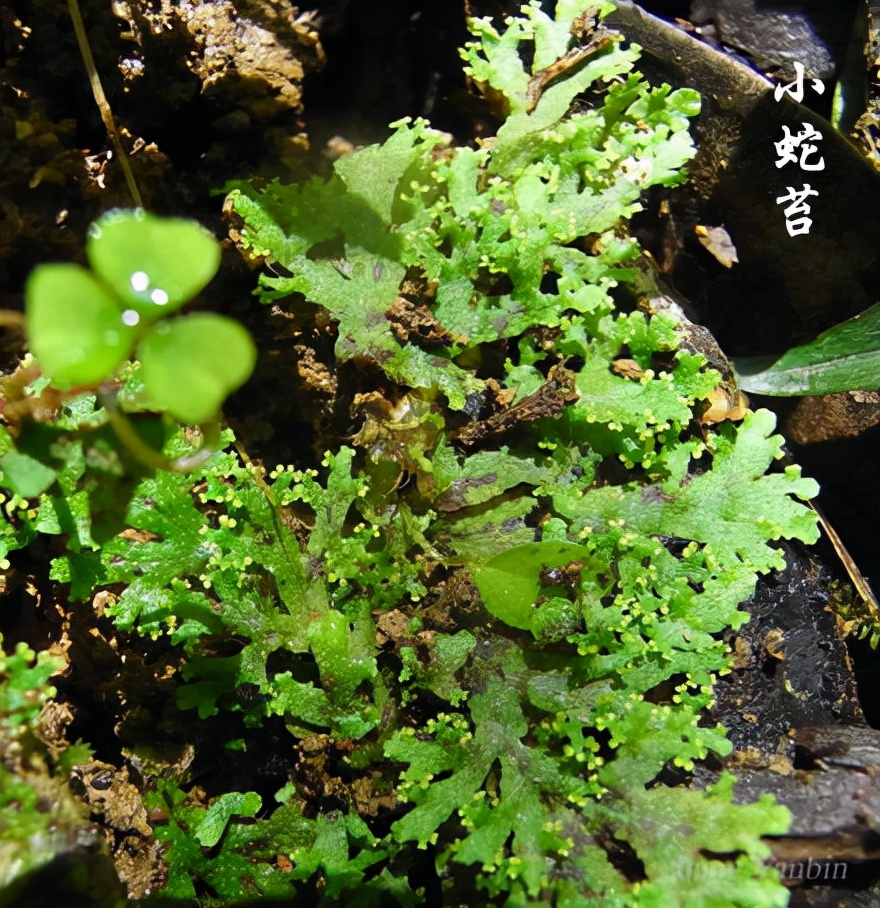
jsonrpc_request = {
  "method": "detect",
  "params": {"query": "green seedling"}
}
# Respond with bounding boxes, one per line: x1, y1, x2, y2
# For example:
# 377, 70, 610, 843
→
25, 209, 255, 425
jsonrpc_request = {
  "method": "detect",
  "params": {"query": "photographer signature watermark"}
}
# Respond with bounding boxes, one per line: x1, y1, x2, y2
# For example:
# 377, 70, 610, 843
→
682, 856, 848, 884
772, 857, 848, 883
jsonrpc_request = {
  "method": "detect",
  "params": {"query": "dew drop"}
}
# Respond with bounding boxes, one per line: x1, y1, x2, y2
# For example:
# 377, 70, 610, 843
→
122, 309, 140, 326
131, 271, 150, 292
150, 288, 169, 306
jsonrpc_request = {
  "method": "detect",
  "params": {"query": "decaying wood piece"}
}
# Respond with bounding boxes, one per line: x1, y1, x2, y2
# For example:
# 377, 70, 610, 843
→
452, 364, 579, 446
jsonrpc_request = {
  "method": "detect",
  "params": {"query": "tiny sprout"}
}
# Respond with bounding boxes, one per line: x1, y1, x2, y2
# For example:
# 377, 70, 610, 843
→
24, 209, 256, 470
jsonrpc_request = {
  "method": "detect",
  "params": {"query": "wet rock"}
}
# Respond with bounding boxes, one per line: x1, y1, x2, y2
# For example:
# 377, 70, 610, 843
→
706, 545, 880, 897
689, 0, 857, 82
737, 724, 880, 864
712, 544, 861, 762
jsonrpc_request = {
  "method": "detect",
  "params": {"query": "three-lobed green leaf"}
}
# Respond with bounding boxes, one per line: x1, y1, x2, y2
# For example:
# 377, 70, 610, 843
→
25, 210, 254, 424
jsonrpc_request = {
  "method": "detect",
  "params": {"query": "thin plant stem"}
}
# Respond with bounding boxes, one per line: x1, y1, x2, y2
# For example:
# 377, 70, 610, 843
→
67, 0, 143, 208
100, 389, 221, 473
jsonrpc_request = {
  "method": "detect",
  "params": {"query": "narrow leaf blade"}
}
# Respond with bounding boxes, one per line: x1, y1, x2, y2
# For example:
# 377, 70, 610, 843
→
735, 304, 880, 395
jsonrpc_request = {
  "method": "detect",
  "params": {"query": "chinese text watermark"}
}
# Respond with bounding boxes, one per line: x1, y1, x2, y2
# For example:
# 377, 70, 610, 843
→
773, 63, 825, 237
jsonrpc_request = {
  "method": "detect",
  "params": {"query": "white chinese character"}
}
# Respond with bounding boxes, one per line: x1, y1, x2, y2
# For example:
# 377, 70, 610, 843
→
776, 184, 819, 236
774, 62, 825, 103
782, 216, 813, 237
774, 123, 825, 170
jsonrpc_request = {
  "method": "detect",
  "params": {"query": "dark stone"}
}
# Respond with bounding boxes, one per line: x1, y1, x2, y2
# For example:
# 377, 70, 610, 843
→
689, 0, 858, 82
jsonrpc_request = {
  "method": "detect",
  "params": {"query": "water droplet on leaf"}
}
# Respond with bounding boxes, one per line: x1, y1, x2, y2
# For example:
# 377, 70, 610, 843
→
87, 209, 221, 321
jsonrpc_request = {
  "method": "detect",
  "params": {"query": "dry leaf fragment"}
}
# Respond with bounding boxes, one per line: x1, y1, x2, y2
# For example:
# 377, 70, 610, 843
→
695, 224, 739, 267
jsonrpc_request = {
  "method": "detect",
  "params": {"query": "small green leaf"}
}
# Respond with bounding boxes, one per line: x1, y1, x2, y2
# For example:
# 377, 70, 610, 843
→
25, 264, 135, 387
735, 303, 880, 395
195, 791, 262, 847
472, 540, 588, 630
137, 314, 257, 423
0, 451, 57, 498
87, 209, 221, 322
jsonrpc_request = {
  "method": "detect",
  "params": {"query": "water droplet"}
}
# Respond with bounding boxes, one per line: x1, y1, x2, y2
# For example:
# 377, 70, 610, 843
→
122, 309, 140, 326
131, 271, 149, 292
150, 288, 169, 306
